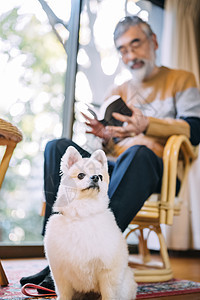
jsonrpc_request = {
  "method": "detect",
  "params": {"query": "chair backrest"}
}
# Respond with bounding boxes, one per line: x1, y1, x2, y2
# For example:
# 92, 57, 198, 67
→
159, 135, 198, 225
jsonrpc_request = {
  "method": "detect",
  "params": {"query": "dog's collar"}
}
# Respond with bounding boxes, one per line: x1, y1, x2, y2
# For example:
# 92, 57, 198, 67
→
52, 211, 62, 215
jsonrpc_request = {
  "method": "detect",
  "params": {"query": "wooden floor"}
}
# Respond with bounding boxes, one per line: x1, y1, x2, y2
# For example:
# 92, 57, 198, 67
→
148, 255, 200, 299
2, 255, 200, 300
170, 256, 200, 283
127, 253, 200, 300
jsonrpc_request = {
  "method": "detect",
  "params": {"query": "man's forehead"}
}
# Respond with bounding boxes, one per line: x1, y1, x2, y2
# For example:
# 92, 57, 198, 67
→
115, 25, 146, 47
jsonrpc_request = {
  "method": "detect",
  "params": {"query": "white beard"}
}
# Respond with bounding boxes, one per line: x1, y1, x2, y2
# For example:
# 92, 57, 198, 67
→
129, 58, 155, 83
127, 47, 156, 83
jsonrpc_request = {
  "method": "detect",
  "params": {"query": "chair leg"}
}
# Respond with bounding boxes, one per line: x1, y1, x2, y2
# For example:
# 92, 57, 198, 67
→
138, 229, 151, 264
0, 260, 9, 286
0, 144, 16, 189
155, 225, 171, 270
127, 224, 173, 282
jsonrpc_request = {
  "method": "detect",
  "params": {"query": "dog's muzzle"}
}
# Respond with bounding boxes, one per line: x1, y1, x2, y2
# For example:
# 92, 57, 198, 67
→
82, 175, 100, 191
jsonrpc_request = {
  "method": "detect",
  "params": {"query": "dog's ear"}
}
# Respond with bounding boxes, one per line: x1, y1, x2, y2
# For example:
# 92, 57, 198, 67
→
91, 149, 108, 170
61, 146, 82, 172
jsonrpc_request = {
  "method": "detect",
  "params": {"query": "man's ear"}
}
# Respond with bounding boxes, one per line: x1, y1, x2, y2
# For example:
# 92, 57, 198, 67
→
61, 146, 82, 172
91, 149, 108, 171
152, 33, 158, 51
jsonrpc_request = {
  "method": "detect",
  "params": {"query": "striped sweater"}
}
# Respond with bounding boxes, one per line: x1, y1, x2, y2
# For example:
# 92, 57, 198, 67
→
103, 66, 200, 157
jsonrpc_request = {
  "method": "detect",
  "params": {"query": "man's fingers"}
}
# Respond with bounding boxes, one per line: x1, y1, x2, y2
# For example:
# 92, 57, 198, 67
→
81, 112, 93, 122
85, 121, 93, 127
126, 103, 141, 115
112, 112, 130, 122
86, 130, 94, 134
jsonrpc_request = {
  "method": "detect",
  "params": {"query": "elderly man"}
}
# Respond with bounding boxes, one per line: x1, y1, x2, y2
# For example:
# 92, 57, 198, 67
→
20, 16, 200, 292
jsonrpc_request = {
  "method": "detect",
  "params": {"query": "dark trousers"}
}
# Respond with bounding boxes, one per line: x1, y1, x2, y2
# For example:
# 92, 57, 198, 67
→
42, 138, 163, 234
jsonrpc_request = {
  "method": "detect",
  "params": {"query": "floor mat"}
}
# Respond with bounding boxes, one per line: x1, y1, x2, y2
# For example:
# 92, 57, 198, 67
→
1, 259, 200, 299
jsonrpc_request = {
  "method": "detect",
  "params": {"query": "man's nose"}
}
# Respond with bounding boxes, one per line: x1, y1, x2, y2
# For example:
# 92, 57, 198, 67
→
90, 175, 99, 183
126, 50, 137, 61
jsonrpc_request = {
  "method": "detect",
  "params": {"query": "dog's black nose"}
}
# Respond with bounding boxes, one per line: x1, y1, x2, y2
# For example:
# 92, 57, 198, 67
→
90, 175, 99, 183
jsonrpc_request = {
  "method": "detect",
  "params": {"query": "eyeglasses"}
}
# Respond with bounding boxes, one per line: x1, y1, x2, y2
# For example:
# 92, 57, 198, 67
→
117, 37, 149, 58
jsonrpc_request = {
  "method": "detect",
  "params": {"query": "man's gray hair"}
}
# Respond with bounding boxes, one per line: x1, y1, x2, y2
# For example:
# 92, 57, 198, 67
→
114, 16, 154, 43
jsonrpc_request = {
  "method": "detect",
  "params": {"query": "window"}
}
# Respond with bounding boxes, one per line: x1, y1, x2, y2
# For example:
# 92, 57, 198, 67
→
0, 0, 67, 244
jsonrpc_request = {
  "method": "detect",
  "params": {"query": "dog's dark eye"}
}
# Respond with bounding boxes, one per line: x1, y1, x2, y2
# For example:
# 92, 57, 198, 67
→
77, 173, 86, 180
98, 175, 103, 181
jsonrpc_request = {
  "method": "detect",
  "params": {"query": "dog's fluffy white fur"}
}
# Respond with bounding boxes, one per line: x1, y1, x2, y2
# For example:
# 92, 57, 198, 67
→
44, 146, 137, 300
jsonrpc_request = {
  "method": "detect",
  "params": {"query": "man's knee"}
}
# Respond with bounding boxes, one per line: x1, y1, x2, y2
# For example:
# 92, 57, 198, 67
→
133, 145, 157, 161
118, 145, 163, 176
119, 145, 154, 162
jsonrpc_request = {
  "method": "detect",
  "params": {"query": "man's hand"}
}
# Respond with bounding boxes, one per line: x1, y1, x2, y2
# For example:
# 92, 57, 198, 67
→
107, 105, 149, 138
82, 113, 113, 143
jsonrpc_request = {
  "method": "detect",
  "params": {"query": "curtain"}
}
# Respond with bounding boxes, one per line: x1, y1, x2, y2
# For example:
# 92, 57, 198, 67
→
160, 0, 200, 250
161, 0, 200, 85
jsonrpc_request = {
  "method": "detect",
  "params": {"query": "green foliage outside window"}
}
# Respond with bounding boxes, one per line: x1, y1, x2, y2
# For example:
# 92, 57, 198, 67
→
0, 6, 66, 244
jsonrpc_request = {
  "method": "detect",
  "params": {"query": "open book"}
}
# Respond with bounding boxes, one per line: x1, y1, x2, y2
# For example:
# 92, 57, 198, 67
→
87, 95, 132, 127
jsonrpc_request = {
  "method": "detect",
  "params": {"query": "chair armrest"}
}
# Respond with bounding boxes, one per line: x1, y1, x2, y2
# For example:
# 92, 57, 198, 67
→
0, 119, 23, 189
0, 118, 23, 143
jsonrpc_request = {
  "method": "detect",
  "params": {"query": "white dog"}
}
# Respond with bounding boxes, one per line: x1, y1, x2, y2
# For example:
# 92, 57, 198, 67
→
44, 146, 137, 300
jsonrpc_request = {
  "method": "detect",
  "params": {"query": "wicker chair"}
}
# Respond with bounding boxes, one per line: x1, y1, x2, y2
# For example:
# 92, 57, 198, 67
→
0, 118, 23, 286
126, 135, 198, 282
